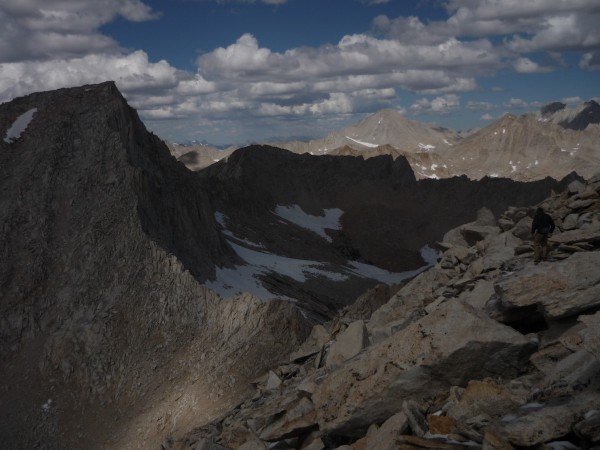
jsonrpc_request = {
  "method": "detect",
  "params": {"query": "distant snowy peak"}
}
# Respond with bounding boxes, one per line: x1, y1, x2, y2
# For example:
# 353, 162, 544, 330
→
345, 136, 379, 148
272, 108, 460, 157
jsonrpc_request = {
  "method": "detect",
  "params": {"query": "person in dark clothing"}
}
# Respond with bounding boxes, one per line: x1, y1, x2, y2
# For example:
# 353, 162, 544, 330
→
531, 207, 555, 264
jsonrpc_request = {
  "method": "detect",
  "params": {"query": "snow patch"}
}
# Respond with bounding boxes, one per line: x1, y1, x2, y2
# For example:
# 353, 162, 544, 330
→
4, 108, 38, 144
418, 143, 435, 151
521, 402, 544, 409
275, 205, 342, 242
345, 136, 379, 148
443, 139, 453, 146
210, 210, 441, 301
215, 212, 227, 227
42, 399, 53, 412
205, 241, 349, 300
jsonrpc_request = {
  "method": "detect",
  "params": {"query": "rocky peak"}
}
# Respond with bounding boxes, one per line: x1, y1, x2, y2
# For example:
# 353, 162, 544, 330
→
537, 99, 600, 131
540, 101, 566, 117
0, 83, 309, 449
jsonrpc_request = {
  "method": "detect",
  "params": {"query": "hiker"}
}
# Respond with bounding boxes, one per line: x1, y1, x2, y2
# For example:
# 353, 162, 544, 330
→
531, 207, 555, 264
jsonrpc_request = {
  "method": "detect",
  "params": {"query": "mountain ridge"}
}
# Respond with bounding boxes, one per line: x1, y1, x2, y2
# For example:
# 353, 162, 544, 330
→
0, 82, 597, 449
171, 100, 600, 183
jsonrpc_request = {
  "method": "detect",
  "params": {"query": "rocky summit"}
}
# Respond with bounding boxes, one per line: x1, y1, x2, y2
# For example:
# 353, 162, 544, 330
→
0, 83, 599, 450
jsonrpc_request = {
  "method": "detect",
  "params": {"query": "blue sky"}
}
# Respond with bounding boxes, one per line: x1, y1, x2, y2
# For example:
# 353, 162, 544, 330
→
1, 0, 599, 145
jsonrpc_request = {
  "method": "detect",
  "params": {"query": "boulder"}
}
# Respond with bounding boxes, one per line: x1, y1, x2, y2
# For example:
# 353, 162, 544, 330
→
289, 325, 330, 363
493, 251, 600, 320
259, 396, 318, 441
568, 198, 596, 210
574, 412, 600, 443
368, 281, 434, 342
395, 435, 474, 449
482, 429, 517, 450
457, 280, 495, 311
266, 371, 283, 390
446, 379, 523, 423
239, 441, 268, 450
538, 348, 600, 398
442, 209, 500, 248
364, 411, 409, 450
511, 215, 534, 241
325, 320, 369, 367
312, 301, 535, 438
578, 311, 600, 358
567, 179, 585, 195
195, 439, 232, 450
481, 232, 522, 271
549, 227, 600, 245
427, 414, 455, 435
402, 400, 428, 437
561, 213, 579, 230
490, 394, 600, 447
461, 225, 501, 247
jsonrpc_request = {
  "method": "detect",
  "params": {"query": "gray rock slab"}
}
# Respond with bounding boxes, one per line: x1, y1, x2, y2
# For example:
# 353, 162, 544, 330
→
312, 301, 535, 438
325, 320, 369, 368
494, 251, 600, 320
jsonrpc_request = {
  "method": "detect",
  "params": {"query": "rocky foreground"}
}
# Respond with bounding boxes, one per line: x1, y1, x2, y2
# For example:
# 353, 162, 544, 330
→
169, 176, 600, 450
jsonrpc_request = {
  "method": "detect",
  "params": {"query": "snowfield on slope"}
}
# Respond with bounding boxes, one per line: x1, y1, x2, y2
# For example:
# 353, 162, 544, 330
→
3, 108, 37, 143
207, 210, 439, 300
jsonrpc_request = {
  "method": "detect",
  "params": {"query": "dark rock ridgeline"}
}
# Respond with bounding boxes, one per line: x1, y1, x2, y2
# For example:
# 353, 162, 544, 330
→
0, 82, 309, 450
561, 99, 600, 131
202, 144, 579, 273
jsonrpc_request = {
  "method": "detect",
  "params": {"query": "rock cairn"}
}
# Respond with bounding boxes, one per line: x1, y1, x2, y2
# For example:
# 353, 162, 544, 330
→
171, 174, 600, 450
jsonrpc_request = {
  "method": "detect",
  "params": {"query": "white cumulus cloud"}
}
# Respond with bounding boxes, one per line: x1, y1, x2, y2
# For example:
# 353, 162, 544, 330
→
411, 94, 461, 115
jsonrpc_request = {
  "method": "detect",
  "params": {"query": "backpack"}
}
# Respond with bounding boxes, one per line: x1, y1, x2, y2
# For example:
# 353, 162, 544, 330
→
538, 225, 551, 234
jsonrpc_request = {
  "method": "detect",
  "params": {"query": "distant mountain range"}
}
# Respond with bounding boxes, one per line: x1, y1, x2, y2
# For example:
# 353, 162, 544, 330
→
170, 100, 600, 181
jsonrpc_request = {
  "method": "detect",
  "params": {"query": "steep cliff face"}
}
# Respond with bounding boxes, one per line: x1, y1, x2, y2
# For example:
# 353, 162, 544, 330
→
0, 83, 309, 450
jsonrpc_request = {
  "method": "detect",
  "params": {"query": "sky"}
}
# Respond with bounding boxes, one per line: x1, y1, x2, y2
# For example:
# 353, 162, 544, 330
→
0, 0, 599, 146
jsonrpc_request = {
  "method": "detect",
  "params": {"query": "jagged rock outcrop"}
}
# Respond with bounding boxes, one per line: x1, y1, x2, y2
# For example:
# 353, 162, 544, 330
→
177, 174, 600, 450
539, 99, 600, 131
269, 109, 460, 156
0, 83, 311, 450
